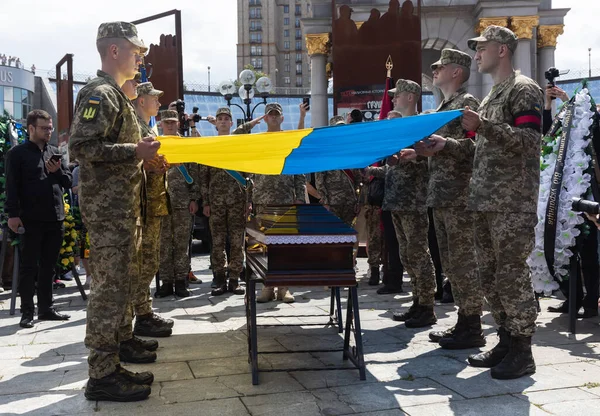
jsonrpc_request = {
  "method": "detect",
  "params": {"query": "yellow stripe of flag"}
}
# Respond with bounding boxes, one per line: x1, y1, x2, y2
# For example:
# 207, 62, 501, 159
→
157, 129, 311, 175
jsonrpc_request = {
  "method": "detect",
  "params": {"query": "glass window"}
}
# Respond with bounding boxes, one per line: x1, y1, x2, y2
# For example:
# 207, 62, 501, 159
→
0, 86, 3, 103
295, 4, 301, 14
284, 41, 290, 49
284, 53, 290, 60
296, 29, 301, 38
284, 29, 289, 37
22, 105, 29, 119
284, 5, 289, 13
5, 101, 13, 117
295, 41, 302, 50
296, 77, 303, 87
284, 77, 291, 85
296, 53, 302, 62
295, 18, 300, 27
21, 88, 28, 104
4, 86, 13, 102
13, 100, 22, 119
284, 17, 289, 25
296, 63, 302, 73
284, 64, 290, 72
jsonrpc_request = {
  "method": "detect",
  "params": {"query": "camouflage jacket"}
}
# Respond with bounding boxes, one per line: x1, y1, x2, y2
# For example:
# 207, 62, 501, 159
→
366, 158, 429, 213
69, 70, 142, 222
446, 72, 543, 213
138, 115, 168, 217
232, 121, 306, 205
427, 88, 481, 208
166, 163, 201, 209
315, 169, 362, 206
200, 166, 247, 207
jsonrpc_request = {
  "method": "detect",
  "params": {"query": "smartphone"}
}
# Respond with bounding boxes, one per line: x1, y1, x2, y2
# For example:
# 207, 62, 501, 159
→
50, 154, 62, 163
302, 97, 310, 111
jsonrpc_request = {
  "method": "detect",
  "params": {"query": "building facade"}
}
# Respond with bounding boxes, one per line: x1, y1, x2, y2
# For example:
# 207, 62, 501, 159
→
302, 0, 569, 126
237, 0, 312, 91
0, 65, 35, 122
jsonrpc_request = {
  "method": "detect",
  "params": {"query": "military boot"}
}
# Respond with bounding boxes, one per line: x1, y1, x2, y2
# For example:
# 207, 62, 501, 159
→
154, 281, 174, 298
134, 314, 172, 338
368, 267, 380, 286
211, 273, 228, 296
119, 338, 157, 364
277, 287, 295, 303
174, 280, 191, 298
116, 364, 154, 385
392, 298, 419, 322
228, 278, 245, 295
429, 312, 466, 342
130, 335, 159, 352
85, 370, 151, 402
405, 305, 437, 328
490, 335, 536, 379
468, 327, 510, 368
439, 314, 486, 349
256, 286, 275, 303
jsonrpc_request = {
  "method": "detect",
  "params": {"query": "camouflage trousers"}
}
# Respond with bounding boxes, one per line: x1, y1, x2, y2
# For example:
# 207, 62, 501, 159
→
126, 216, 162, 327
473, 212, 538, 337
391, 211, 436, 306
210, 202, 247, 279
364, 205, 383, 266
160, 208, 193, 282
85, 218, 141, 379
433, 207, 483, 316
329, 204, 357, 227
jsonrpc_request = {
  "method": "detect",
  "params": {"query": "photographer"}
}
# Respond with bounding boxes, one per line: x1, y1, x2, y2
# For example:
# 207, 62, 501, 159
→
5, 110, 72, 328
168, 100, 201, 137
543, 85, 569, 135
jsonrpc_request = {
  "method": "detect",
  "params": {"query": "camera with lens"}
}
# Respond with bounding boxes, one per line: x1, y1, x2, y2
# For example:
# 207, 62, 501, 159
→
192, 106, 201, 123
545, 67, 560, 88
572, 197, 600, 215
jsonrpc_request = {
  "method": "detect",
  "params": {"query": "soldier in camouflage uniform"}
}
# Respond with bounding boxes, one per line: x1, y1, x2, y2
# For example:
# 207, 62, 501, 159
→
250, 103, 307, 303
156, 110, 201, 298
381, 79, 437, 328
316, 117, 362, 227
427, 26, 542, 379
201, 107, 249, 296
70, 21, 158, 402
125, 82, 174, 338
415, 49, 485, 350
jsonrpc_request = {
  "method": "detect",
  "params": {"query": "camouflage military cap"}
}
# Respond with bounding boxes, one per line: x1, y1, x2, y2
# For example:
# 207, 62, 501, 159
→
136, 82, 163, 97
264, 103, 283, 115
96, 21, 147, 53
431, 48, 472, 70
329, 115, 346, 126
388, 79, 421, 97
468, 25, 518, 52
216, 107, 232, 118
160, 110, 178, 122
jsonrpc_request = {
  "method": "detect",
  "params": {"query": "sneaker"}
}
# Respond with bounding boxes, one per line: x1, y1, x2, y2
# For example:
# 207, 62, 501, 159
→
119, 339, 157, 363
188, 271, 202, 284
85, 370, 151, 402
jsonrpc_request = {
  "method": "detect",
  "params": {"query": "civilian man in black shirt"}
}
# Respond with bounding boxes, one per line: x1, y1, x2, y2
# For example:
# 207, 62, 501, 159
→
5, 110, 73, 328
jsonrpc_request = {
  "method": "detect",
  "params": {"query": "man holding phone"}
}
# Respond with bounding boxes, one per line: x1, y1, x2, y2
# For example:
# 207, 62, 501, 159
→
5, 109, 73, 328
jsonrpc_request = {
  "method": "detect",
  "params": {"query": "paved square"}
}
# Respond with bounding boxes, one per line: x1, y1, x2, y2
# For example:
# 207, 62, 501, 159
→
1, 253, 599, 415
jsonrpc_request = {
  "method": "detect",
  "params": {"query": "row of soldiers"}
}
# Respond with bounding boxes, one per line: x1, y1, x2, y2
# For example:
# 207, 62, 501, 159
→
368, 25, 542, 383
68, 20, 542, 403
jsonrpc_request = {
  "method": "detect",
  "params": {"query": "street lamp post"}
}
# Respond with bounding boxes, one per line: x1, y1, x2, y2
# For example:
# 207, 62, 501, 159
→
208, 66, 211, 92
218, 69, 272, 122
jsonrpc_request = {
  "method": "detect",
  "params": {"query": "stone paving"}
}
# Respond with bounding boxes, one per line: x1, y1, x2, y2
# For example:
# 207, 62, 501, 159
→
1, 253, 600, 415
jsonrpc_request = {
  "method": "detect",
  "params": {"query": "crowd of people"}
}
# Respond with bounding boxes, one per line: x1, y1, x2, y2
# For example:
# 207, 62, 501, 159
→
4, 20, 599, 405
0, 54, 35, 73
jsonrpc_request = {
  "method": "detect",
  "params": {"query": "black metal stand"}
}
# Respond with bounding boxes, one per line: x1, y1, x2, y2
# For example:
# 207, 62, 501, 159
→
568, 254, 578, 334
9, 243, 19, 315
244, 269, 366, 385
329, 287, 343, 333
70, 263, 87, 301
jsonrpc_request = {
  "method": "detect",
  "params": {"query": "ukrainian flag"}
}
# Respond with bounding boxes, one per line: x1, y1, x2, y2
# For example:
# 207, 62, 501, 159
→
158, 110, 463, 175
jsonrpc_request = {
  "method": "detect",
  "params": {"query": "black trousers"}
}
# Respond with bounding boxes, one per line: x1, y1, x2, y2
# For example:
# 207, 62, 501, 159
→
428, 208, 444, 293
382, 210, 404, 288
559, 222, 599, 310
19, 220, 64, 314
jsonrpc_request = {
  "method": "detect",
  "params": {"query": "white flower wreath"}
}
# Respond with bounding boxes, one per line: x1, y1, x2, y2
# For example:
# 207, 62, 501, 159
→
527, 89, 596, 295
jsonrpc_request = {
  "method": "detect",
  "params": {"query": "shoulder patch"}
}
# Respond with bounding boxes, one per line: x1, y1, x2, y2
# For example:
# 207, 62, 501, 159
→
534, 103, 541, 113
82, 97, 101, 122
